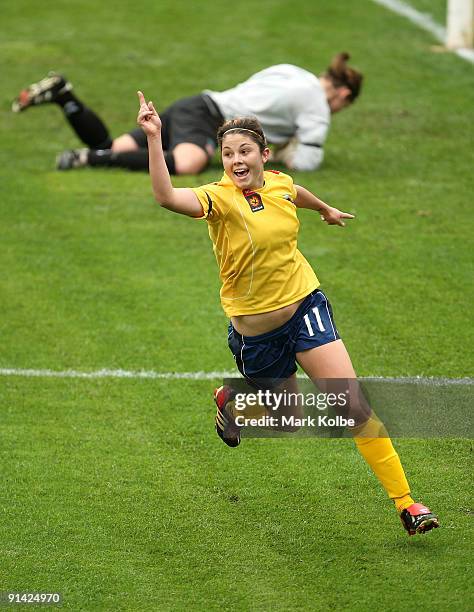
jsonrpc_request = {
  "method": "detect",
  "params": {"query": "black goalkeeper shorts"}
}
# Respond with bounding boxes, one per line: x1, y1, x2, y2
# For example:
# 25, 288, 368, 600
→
128, 94, 224, 154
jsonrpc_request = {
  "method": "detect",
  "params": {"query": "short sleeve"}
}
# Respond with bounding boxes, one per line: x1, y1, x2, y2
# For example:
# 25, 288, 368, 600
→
289, 175, 298, 202
277, 171, 298, 202
191, 185, 220, 221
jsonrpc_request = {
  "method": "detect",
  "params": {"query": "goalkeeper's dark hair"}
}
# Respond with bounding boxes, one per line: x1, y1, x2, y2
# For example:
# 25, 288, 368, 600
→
217, 117, 267, 152
323, 52, 363, 102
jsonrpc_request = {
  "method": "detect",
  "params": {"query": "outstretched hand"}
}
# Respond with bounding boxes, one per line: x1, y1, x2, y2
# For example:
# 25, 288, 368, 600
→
137, 90, 161, 137
320, 206, 355, 227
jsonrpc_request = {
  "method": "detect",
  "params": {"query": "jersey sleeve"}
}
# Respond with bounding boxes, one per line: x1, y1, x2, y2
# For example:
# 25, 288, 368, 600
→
295, 91, 330, 140
191, 184, 221, 222
290, 143, 325, 172
277, 171, 298, 202
273, 138, 325, 172
290, 94, 330, 171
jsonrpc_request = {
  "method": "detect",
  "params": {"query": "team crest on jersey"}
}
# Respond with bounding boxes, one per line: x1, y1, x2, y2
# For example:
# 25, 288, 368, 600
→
243, 191, 264, 212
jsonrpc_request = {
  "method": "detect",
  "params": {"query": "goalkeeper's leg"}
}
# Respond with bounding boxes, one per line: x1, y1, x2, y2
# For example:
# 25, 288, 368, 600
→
13, 72, 113, 149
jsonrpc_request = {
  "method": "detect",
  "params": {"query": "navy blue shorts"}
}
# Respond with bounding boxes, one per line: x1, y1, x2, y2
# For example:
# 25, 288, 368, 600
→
228, 290, 340, 389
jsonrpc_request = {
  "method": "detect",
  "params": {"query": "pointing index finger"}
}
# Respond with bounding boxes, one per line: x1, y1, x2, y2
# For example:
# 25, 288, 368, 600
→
137, 90, 146, 106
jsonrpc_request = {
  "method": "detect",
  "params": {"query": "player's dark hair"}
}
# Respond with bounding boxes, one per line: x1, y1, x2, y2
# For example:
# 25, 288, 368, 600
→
217, 117, 267, 152
323, 52, 363, 102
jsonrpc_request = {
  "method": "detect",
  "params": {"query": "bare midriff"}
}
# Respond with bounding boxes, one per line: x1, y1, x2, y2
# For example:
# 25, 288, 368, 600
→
231, 297, 305, 337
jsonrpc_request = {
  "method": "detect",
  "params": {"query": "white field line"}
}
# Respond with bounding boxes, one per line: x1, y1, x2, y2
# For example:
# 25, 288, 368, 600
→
0, 367, 472, 385
372, 0, 474, 63
0, 368, 237, 381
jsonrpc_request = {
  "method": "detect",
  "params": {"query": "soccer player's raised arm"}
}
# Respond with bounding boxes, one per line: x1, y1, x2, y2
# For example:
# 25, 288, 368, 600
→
137, 91, 203, 218
294, 185, 355, 227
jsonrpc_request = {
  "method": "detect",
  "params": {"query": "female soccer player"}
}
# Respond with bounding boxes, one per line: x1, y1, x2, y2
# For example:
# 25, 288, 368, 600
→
13, 52, 361, 174
136, 91, 439, 537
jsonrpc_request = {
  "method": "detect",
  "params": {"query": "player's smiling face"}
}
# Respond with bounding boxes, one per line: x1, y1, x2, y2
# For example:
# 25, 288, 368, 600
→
221, 134, 270, 191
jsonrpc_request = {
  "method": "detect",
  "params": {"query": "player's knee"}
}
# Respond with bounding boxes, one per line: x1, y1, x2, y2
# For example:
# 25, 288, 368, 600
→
345, 394, 372, 426
173, 143, 209, 175
111, 134, 140, 153
174, 156, 208, 175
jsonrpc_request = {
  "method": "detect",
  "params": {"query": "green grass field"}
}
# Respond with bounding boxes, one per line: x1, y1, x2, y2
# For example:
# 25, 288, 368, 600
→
1, 0, 473, 610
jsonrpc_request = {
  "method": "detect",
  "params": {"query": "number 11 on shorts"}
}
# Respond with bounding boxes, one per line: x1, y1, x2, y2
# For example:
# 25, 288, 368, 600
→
304, 307, 326, 336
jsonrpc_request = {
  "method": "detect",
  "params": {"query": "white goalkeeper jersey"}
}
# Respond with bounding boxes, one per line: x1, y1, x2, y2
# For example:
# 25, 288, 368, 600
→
205, 64, 330, 171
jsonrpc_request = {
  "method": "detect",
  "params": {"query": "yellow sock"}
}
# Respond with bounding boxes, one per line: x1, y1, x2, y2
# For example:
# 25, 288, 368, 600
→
352, 415, 414, 513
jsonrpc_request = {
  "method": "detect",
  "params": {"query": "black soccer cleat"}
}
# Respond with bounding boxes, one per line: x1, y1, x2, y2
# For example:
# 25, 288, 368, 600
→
12, 72, 72, 112
214, 385, 241, 448
400, 503, 440, 536
56, 148, 88, 170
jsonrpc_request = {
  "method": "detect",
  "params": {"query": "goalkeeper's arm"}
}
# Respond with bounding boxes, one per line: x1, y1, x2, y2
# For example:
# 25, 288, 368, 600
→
273, 139, 325, 172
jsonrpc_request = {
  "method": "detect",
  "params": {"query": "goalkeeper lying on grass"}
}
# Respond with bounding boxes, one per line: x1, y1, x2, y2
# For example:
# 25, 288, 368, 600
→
13, 53, 361, 175
137, 89, 439, 537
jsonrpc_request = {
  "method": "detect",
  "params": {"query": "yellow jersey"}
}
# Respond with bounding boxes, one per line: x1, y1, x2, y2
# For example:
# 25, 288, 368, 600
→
192, 170, 319, 317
